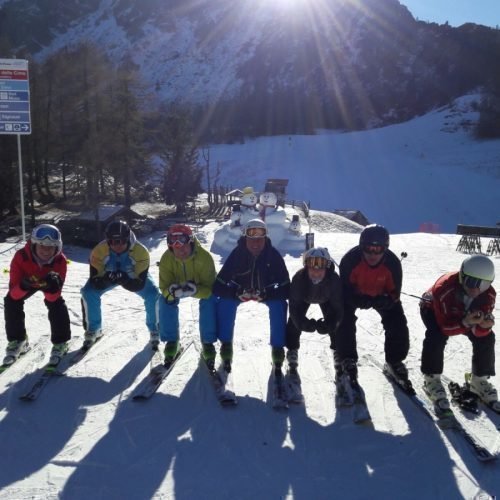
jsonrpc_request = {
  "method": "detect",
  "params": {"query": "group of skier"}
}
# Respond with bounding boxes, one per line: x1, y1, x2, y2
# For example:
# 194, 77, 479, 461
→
2, 217, 498, 412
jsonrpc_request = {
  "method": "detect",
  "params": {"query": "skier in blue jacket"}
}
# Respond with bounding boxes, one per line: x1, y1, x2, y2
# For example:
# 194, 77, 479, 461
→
213, 219, 290, 372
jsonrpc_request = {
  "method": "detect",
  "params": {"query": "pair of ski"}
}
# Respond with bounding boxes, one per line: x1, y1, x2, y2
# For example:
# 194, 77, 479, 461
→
132, 341, 192, 400
365, 354, 496, 463
19, 336, 104, 401
335, 372, 372, 424
271, 368, 305, 410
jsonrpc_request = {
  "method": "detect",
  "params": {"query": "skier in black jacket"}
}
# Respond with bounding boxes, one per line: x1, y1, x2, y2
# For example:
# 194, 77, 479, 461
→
286, 247, 343, 373
213, 219, 290, 371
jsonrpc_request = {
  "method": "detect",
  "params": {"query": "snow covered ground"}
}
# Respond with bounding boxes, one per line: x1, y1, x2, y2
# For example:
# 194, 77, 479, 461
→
0, 209, 499, 499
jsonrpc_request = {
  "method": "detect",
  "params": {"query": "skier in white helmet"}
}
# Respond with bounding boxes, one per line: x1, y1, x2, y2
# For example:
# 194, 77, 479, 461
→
420, 254, 498, 412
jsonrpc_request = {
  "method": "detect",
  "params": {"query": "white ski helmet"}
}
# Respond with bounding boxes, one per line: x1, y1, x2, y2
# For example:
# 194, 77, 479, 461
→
459, 255, 495, 293
244, 218, 267, 238
30, 224, 63, 254
303, 247, 333, 269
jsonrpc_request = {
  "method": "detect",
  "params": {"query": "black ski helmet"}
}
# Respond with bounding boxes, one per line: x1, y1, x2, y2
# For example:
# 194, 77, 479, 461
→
105, 220, 130, 241
359, 224, 390, 248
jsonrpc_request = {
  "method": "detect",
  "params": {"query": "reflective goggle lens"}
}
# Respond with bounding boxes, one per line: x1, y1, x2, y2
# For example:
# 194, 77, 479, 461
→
463, 275, 491, 290
168, 233, 191, 247
245, 227, 267, 238
305, 256, 329, 269
33, 226, 59, 241
363, 245, 385, 255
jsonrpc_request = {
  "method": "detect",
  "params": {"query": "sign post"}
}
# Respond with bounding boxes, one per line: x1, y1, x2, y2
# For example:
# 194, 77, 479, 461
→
0, 58, 31, 241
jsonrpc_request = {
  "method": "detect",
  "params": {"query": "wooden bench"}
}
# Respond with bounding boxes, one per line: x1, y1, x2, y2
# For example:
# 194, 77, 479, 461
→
456, 224, 500, 255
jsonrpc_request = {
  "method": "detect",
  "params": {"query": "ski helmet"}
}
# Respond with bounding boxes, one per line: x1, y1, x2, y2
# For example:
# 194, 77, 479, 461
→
359, 224, 390, 249
105, 220, 130, 242
244, 219, 267, 239
167, 224, 193, 248
459, 255, 495, 293
303, 247, 333, 269
31, 224, 63, 254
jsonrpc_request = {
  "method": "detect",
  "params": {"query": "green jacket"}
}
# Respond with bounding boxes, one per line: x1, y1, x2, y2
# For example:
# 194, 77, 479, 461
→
159, 238, 216, 302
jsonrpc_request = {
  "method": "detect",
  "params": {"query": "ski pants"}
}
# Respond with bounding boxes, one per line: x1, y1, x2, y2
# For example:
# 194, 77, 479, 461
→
216, 297, 288, 347
4, 292, 71, 344
336, 301, 409, 364
80, 276, 160, 334
159, 294, 217, 343
420, 306, 495, 376
286, 301, 336, 351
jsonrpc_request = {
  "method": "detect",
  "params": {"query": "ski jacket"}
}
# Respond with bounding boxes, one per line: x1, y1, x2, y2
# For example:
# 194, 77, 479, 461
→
340, 246, 402, 308
8, 241, 67, 302
213, 237, 290, 301
87, 231, 150, 292
288, 266, 343, 331
159, 238, 216, 302
421, 272, 496, 337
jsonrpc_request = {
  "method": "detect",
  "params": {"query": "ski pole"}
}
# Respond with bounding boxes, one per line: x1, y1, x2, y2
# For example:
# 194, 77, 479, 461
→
401, 291, 431, 303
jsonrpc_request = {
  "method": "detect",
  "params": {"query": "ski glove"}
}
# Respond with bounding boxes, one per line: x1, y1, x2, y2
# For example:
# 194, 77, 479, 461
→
168, 284, 185, 299
372, 294, 394, 311
41, 271, 63, 293
301, 318, 317, 332
315, 318, 330, 334
462, 310, 483, 328
182, 281, 197, 298
107, 271, 128, 285
20, 276, 37, 291
355, 294, 373, 309
479, 313, 495, 330
238, 288, 262, 302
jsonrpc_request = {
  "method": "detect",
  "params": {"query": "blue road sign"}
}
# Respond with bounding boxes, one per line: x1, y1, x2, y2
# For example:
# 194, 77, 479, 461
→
0, 59, 31, 135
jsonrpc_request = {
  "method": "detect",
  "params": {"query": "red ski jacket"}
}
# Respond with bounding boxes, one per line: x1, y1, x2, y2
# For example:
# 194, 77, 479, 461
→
422, 272, 496, 337
8, 241, 67, 302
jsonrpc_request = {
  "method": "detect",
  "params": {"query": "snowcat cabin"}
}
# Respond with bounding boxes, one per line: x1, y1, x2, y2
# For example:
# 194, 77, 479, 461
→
264, 179, 288, 208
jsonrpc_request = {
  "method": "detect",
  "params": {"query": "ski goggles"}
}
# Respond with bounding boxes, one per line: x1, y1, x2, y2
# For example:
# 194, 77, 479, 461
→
362, 244, 386, 255
304, 256, 330, 269
167, 233, 191, 248
32, 226, 60, 246
245, 227, 267, 239
463, 275, 492, 290
107, 238, 128, 246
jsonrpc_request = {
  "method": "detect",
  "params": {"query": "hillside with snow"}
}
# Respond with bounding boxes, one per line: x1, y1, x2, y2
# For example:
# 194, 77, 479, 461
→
209, 94, 500, 234
0, 206, 499, 499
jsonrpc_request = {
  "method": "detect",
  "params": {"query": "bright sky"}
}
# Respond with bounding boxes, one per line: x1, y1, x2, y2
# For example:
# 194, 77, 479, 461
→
400, 0, 500, 28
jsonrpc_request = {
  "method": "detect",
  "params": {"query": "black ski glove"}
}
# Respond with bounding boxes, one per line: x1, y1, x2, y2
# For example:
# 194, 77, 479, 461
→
107, 271, 128, 285
372, 294, 394, 311
316, 318, 330, 334
20, 277, 36, 291
42, 271, 63, 293
355, 294, 373, 309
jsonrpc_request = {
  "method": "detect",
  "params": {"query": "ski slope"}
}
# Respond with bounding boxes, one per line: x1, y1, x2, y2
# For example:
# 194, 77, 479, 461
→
0, 210, 499, 499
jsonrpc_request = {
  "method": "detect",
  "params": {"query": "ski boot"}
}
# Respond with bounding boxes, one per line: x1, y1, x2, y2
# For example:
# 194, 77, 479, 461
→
3, 338, 30, 366
202, 343, 216, 372
423, 374, 451, 415
49, 342, 69, 366
384, 361, 415, 394
149, 331, 160, 350
83, 330, 103, 349
164, 341, 179, 366
220, 342, 233, 373
286, 349, 298, 375
467, 374, 500, 412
